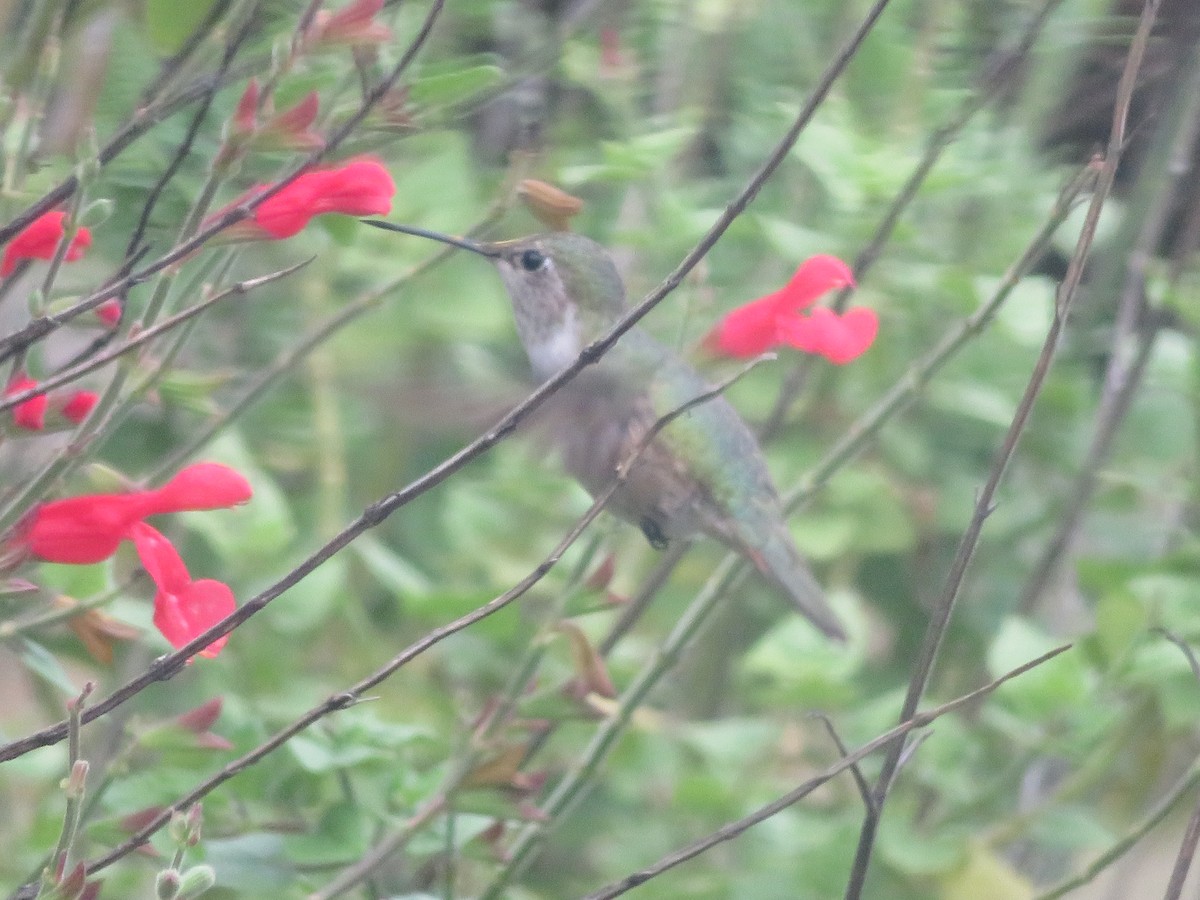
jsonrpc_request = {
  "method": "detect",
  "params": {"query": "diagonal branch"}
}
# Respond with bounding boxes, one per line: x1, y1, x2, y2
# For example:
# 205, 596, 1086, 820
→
0, 0, 893, 766
584, 645, 1072, 900
841, 2, 1166, 897
79, 357, 771, 876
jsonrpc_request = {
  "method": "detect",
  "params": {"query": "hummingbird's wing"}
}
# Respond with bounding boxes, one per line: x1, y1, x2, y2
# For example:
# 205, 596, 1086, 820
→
612, 331, 846, 640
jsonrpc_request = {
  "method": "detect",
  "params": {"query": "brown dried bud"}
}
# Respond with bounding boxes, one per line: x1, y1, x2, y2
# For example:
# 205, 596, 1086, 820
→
517, 179, 583, 231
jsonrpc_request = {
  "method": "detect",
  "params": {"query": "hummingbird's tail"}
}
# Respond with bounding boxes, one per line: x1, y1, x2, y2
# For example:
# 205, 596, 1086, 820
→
743, 526, 846, 641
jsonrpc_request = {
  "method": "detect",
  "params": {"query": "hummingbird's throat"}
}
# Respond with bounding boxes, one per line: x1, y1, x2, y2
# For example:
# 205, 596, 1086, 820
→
497, 261, 583, 379
516, 303, 581, 379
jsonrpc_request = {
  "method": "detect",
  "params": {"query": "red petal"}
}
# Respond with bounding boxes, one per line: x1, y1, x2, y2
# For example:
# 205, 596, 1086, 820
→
152, 579, 234, 658
245, 160, 394, 240
233, 78, 259, 133
307, 159, 395, 218
23, 493, 151, 563
145, 463, 253, 515
253, 177, 322, 238
777, 254, 855, 312
62, 391, 99, 424
780, 306, 878, 365
704, 291, 787, 358
130, 522, 191, 593
6, 374, 48, 430
0, 212, 91, 276
94, 298, 123, 327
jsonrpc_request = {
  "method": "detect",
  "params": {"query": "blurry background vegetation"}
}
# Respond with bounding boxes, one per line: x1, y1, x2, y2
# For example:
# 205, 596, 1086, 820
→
1, 0, 1199, 897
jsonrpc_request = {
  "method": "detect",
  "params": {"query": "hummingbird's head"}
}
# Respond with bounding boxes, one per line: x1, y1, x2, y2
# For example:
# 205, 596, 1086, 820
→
481, 233, 626, 379
362, 220, 628, 379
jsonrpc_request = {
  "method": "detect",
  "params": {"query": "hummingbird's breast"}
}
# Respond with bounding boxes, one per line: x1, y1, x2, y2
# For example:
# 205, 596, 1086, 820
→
546, 370, 709, 542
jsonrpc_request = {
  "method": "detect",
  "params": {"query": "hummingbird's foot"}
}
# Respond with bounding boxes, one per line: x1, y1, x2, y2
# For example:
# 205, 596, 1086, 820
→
639, 517, 669, 551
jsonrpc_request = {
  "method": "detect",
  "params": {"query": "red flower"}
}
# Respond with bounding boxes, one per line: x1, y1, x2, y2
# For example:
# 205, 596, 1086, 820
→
222, 159, 395, 240
95, 298, 123, 327
5, 374, 48, 430
705, 254, 876, 364
61, 391, 99, 424
130, 523, 233, 658
19, 462, 252, 565
12, 463, 251, 658
1, 211, 92, 277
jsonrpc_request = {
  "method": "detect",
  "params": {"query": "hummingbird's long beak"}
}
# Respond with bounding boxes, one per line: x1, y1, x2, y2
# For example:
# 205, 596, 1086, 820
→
360, 220, 499, 257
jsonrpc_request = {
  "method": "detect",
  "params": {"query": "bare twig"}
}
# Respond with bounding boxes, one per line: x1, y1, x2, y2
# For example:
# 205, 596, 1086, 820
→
810, 713, 876, 817
1164, 795, 1200, 900
81, 356, 770, 877
760, 0, 1066, 439
1017, 33, 1200, 614
1036, 763, 1200, 899
0, 259, 311, 411
842, 3, 1164, 896
0, 0, 891, 766
582, 647, 1072, 900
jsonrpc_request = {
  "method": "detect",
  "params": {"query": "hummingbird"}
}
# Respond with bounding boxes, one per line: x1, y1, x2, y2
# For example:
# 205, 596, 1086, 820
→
365, 221, 845, 640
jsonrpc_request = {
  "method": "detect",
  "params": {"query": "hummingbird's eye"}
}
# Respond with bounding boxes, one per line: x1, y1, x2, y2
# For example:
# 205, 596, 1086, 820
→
519, 249, 547, 272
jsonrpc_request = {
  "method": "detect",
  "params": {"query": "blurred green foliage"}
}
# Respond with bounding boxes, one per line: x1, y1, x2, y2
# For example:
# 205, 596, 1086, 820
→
1, 0, 1198, 898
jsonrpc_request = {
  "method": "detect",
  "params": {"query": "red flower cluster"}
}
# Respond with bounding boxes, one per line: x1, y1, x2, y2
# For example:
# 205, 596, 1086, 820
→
705, 255, 877, 365
1, 211, 92, 277
4, 374, 97, 431
223, 158, 395, 241
16, 463, 252, 658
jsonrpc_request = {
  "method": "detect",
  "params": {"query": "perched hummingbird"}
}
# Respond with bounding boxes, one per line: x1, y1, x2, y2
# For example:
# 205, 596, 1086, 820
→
365, 221, 845, 640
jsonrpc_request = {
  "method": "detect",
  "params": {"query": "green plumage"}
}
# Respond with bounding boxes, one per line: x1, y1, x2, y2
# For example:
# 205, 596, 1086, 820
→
487, 233, 844, 641
362, 220, 844, 639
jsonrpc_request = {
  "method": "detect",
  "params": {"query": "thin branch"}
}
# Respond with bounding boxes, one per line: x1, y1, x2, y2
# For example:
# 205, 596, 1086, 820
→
124, 0, 258, 259
1017, 34, 1200, 614
82, 356, 770, 877
1164, 794, 1200, 900
0, 0, 891, 765
582, 646, 1072, 900
810, 713, 876, 817
0, 0, 450, 364
1036, 763, 1200, 899
0, 258, 312, 411
842, 2, 1164, 896
760, 0, 1066, 439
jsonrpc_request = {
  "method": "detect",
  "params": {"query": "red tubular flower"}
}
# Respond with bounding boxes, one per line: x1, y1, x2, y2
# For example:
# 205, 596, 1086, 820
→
142, 462, 254, 514
131, 523, 233, 658
94, 298, 123, 327
779, 306, 879, 365
19, 463, 252, 564
1, 211, 92, 276
6, 374, 48, 430
61, 391, 99, 424
224, 158, 395, 240
12, 463, 250, 658
705, 254, 877, 365
22, 492, 158, 564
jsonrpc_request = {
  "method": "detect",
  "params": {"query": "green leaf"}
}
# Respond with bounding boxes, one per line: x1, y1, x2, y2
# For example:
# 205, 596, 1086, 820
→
287, 732, 389, 773
410, 64, 505, 109
144, 0, 218, 55
16, 637, 78, 695
987, 618, 1090, 720
351, 533, 432, 599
